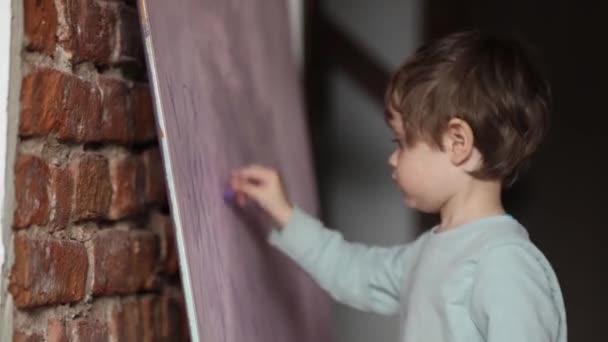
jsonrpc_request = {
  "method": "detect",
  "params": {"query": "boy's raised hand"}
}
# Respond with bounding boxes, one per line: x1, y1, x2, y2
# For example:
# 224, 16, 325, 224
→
230, 165, 293, 229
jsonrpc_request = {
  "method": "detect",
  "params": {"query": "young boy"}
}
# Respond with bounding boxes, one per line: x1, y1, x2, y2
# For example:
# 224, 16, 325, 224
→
230, 31, 566, 342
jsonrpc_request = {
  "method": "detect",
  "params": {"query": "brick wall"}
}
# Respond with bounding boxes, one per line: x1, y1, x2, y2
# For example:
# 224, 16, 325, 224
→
7, 0, 189, 340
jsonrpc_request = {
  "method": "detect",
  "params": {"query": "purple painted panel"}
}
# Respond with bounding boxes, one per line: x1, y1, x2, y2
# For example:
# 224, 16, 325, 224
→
137, 1, 332, 341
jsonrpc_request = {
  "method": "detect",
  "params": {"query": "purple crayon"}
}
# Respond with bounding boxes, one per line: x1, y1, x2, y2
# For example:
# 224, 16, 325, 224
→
223, 188, 236, 202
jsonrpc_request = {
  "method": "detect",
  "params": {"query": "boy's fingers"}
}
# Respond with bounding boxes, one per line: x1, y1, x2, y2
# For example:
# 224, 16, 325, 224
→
240, 182, 262, 197
238, 167, 273, 184
247, 164, 278, 177
230, 176, 239, 190
236, 193, 247, 207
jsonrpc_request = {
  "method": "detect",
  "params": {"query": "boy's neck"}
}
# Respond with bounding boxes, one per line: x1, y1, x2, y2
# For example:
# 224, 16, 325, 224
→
437, 178, 505, 232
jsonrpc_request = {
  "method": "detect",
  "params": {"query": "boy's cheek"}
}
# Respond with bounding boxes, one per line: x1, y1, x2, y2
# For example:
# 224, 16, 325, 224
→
392, 173, 409, 194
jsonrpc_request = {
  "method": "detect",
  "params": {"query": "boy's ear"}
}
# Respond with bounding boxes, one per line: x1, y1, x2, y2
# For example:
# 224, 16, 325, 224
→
443, 118, 474, 165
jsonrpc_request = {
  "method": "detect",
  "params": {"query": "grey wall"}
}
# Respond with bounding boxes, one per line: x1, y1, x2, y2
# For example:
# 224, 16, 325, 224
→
307, 1, 424, 341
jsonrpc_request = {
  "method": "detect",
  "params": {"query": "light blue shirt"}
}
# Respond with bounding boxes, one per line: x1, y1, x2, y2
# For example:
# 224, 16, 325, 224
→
269, 208, 567, 342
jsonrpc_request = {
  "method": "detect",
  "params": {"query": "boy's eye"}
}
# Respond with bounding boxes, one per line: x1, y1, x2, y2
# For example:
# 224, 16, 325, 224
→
391, 138, 402, 148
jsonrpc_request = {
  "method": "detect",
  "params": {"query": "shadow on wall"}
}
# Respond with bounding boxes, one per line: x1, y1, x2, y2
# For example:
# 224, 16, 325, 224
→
305, 0, 608, 341
303, 6, 395, 221
424, 1, 608, 340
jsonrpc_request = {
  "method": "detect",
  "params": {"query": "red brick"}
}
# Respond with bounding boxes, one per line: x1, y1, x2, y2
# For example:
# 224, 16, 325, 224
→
164, 221, 179, 275
20, 69, 63, 138
20, 69, 103, 142
9, 234, 88, 309
142, 147, 167, 205
67, 319, 108, 342
131, 231, 160, 289
13, 155, 50, 229
115, 4, 144, 63
151, 213, 179, 275
91, 229, 130, 295
55, 75, 103, 142
91, 230, 159, 296
47, 319, 68, 342
131, 84, 157, 143
109, 154, 145, 220
13, 330, 43, 342
98, 78, 159, 146
58, 0, 116, 65
103, 0, 135, 3
70, 154, 111, 221
139, 296, 163, 342
161, 288, 190, 341
48, 165, 73, 231
24, 0, 58, 55
109, 300, 142, 341
98, 77, 133, 144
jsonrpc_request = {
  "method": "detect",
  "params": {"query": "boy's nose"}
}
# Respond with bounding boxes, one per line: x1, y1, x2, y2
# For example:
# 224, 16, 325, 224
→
388, 151, 397, 168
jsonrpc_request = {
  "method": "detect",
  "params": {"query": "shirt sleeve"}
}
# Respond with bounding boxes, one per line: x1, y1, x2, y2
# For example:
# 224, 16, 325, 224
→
470, 243, 562, 342
268, 207, 414, 315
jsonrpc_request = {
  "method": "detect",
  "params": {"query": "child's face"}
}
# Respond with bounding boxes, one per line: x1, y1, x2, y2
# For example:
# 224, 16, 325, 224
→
386, 109, 457, 213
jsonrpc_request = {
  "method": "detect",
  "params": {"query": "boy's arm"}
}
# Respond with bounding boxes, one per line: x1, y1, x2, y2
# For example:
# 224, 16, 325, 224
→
268, 207, 415, 315
470, 244, 563, 342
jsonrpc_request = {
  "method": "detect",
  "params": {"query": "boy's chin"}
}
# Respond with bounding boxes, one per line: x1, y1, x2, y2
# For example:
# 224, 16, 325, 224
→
403, 197, 421, 210
404, 197, 438, 214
